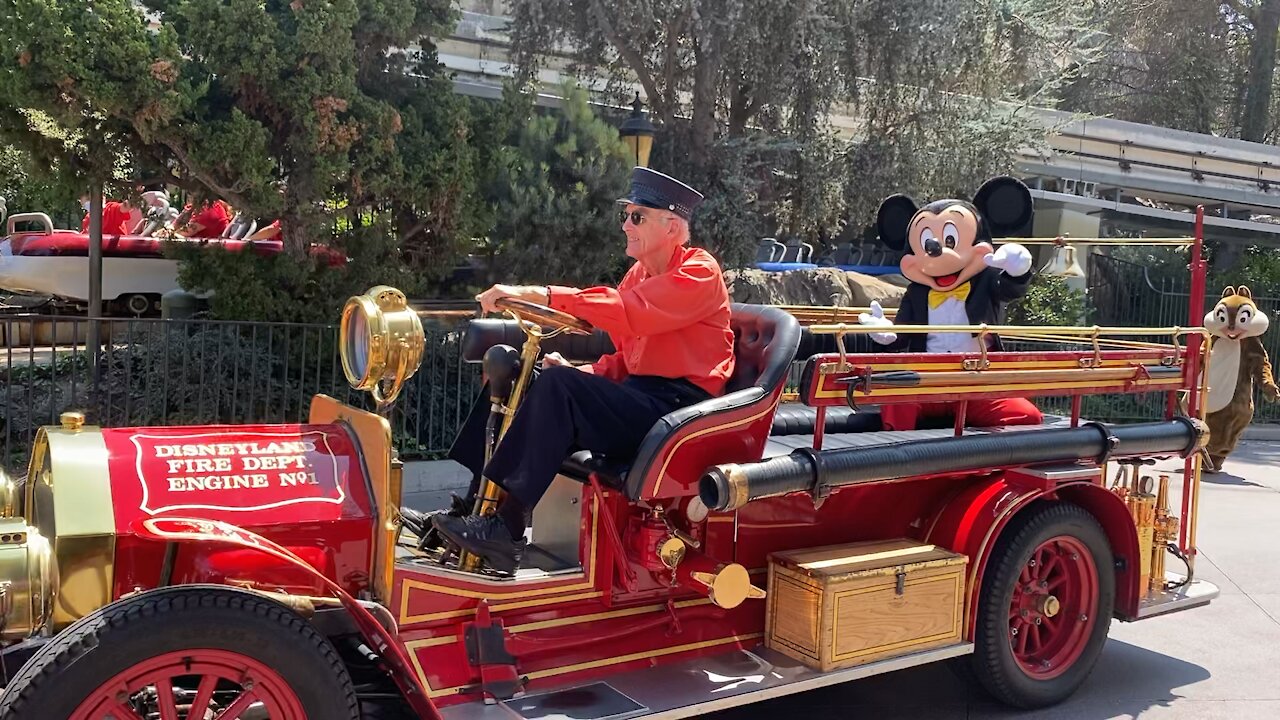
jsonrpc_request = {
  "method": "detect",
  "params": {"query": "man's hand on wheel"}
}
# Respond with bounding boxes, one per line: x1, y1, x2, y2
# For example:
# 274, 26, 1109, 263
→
541, 352, 571, 369
476, 284, 551, 314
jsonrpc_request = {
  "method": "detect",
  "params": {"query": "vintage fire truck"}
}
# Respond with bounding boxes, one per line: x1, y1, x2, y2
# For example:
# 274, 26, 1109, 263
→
0, 221, 1220, 719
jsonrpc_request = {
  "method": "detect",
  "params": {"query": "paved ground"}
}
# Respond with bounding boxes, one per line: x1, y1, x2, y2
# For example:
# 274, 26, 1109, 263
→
714, 439, 1280, 720
401, 438, 1280, 719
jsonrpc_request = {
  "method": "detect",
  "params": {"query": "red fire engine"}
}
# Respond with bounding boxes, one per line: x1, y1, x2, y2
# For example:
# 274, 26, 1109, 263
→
0, 217, 1218, 720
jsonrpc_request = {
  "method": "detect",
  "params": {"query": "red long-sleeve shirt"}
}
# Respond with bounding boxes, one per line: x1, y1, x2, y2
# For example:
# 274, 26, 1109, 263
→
547, 246, 735, 397
80, 202, 134, 235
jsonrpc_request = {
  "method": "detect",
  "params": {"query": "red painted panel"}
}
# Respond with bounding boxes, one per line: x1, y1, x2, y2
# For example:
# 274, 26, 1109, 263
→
101, 424, 376, 597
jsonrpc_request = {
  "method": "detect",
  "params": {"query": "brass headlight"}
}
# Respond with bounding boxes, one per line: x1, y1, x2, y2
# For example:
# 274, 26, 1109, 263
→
0, 522, 54, 641
340, 286, 425, 406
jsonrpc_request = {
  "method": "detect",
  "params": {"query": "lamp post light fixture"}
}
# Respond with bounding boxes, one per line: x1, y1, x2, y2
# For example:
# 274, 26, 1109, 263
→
618, 92, 656, 169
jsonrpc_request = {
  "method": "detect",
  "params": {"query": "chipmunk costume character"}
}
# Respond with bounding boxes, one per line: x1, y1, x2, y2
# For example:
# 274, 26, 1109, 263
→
859, 176, 1043, 431
1202, 285, 1279, 472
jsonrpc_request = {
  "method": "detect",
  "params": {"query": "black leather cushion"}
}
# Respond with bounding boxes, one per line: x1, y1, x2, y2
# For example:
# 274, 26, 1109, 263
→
724, 304, 800, 395
770, 404, 882, 435
461, 319, 615, 364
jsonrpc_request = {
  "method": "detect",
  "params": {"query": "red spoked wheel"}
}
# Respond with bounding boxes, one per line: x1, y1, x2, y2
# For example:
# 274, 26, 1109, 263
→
0, 586, 359, 720
1008, 535, 1099, 681
69, 649, 305, 720
972, 502, 1115, 709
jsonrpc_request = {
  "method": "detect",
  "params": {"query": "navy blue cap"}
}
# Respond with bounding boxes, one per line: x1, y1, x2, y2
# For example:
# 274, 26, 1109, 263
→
617, 167, 705, 220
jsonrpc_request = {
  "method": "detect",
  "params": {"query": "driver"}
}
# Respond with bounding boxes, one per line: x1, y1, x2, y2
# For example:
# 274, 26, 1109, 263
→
432, 167, 735, 574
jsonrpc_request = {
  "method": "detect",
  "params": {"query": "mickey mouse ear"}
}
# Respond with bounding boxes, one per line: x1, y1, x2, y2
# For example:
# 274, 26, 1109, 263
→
974, 176, 1033, 237
876, 194, 919, 252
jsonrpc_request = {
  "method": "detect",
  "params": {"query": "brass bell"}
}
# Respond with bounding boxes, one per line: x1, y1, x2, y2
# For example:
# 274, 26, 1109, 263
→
1040, 243, 1085, 278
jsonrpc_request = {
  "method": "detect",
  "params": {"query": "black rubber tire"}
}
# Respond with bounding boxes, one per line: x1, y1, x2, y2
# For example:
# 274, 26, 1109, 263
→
970, 501, 1115, 709
0, 585, 360, 720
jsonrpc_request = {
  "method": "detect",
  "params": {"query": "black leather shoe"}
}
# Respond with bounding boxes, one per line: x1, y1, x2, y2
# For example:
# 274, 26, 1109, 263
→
412, 494, 475, 551
432, 513, 523, 575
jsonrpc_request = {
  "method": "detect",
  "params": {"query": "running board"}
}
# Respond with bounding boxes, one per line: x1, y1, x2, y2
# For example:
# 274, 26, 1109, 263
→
1130, 572, 1220, 620
440, 642, 973, 720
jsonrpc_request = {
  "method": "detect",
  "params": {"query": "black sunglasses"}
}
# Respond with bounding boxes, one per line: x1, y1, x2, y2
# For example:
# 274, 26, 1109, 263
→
618, 209, 674, 226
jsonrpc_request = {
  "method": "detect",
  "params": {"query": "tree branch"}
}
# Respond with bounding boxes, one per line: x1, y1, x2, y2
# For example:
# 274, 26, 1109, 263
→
589, 0, 668, 123
145, 130, 253, 210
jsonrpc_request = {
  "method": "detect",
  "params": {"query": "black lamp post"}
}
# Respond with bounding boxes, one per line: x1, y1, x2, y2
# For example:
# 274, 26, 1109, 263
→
618, 92, 656, 168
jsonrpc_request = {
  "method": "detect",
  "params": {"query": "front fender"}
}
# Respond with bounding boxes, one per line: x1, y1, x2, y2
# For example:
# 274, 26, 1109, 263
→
924, 476, 1044, 639
134, 517, 442, 720
924, 474, 1142, 637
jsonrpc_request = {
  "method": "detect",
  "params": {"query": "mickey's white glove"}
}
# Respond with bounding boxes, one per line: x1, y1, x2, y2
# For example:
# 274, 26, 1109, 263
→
858, 300, 897, 346
984, 242, 1033, 277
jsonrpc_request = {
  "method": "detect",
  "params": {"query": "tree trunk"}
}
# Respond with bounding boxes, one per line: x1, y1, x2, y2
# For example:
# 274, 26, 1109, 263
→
690, 37, 721, 168
1241, 0, 1280, 142
728, 83, 754, 137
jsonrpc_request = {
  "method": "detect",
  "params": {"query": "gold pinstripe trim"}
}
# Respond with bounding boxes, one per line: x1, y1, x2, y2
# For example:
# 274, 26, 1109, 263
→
404, 598, 717, 649
397, 495, 600, 624
415, 633, 766, 699
403, 591, 606, 624
814, 377, 1181, 400
818, 358, 1164, 373
651, 396, 782, 496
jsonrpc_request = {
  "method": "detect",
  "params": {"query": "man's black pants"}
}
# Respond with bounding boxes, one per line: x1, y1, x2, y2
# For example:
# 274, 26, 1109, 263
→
448, 366, 711, 508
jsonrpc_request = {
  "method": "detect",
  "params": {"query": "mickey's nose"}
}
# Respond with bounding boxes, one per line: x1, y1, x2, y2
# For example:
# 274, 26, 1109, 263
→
923, 236, 943, 257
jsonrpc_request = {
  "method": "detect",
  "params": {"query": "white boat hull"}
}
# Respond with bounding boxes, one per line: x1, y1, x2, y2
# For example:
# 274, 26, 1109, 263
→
0, 251, 182, 303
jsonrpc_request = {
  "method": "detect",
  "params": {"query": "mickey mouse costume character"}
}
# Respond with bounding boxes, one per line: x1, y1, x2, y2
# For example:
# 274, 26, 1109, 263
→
859, 176, 1044, 431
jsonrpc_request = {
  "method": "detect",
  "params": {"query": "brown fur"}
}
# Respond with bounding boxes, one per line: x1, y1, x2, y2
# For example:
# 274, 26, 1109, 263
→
1203, 286, 1279, 472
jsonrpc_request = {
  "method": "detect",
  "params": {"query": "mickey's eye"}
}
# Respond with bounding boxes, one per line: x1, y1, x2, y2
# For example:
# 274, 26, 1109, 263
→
943, 222, 959, 249
920, 228, 942, 257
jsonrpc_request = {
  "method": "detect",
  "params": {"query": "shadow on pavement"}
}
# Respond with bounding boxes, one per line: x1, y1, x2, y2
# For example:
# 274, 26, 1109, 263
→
709, 639, 1209, 720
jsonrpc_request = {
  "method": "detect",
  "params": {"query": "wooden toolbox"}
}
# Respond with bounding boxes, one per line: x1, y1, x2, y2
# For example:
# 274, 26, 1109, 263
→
765, 539, 969, 672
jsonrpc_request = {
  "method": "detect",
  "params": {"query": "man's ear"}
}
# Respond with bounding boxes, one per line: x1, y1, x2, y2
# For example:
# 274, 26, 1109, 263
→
973, 176, 1034, 238
877, 194, 919, 253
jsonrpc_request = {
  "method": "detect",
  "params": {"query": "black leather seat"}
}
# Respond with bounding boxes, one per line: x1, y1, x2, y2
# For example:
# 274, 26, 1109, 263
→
770, 404, 882, 435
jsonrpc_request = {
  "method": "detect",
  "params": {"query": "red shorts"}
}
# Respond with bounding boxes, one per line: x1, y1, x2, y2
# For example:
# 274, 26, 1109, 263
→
880, 398, 1043, 432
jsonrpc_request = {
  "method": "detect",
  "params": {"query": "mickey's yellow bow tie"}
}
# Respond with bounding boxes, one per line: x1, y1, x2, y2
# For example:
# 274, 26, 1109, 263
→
928, 283, 971, 309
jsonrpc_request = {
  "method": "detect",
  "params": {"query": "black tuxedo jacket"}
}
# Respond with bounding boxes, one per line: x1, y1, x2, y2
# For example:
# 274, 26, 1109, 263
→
884, 267, 1033, 353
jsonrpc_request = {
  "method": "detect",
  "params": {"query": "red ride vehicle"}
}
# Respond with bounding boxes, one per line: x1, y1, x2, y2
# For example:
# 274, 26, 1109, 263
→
0, 223, 1220, 720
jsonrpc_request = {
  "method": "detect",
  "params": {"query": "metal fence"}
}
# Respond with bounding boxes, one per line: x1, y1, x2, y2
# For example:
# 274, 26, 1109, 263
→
4, 252, 1275, 473
1086, 253, 1280, 423
0, 314, 483, 474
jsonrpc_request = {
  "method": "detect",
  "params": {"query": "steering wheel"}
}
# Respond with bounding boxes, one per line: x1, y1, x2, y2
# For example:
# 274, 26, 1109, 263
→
494, 297, 593, 336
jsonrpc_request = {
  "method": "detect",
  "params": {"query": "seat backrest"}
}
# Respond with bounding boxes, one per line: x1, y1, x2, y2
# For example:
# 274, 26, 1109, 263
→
755, 238, 784, 263
623, 304, 801, 500
724, 304, 803, 395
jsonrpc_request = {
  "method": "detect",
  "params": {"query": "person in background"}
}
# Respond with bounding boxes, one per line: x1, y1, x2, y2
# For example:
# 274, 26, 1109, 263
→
246, 219, 281, 241
79, 194, 140, 235
175, 199, 232, 238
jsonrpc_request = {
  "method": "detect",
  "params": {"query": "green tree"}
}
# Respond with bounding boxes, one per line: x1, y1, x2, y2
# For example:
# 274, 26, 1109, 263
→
507, 0, 1101, 268
481, 82, 634, 286
1, 0, 482, 275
